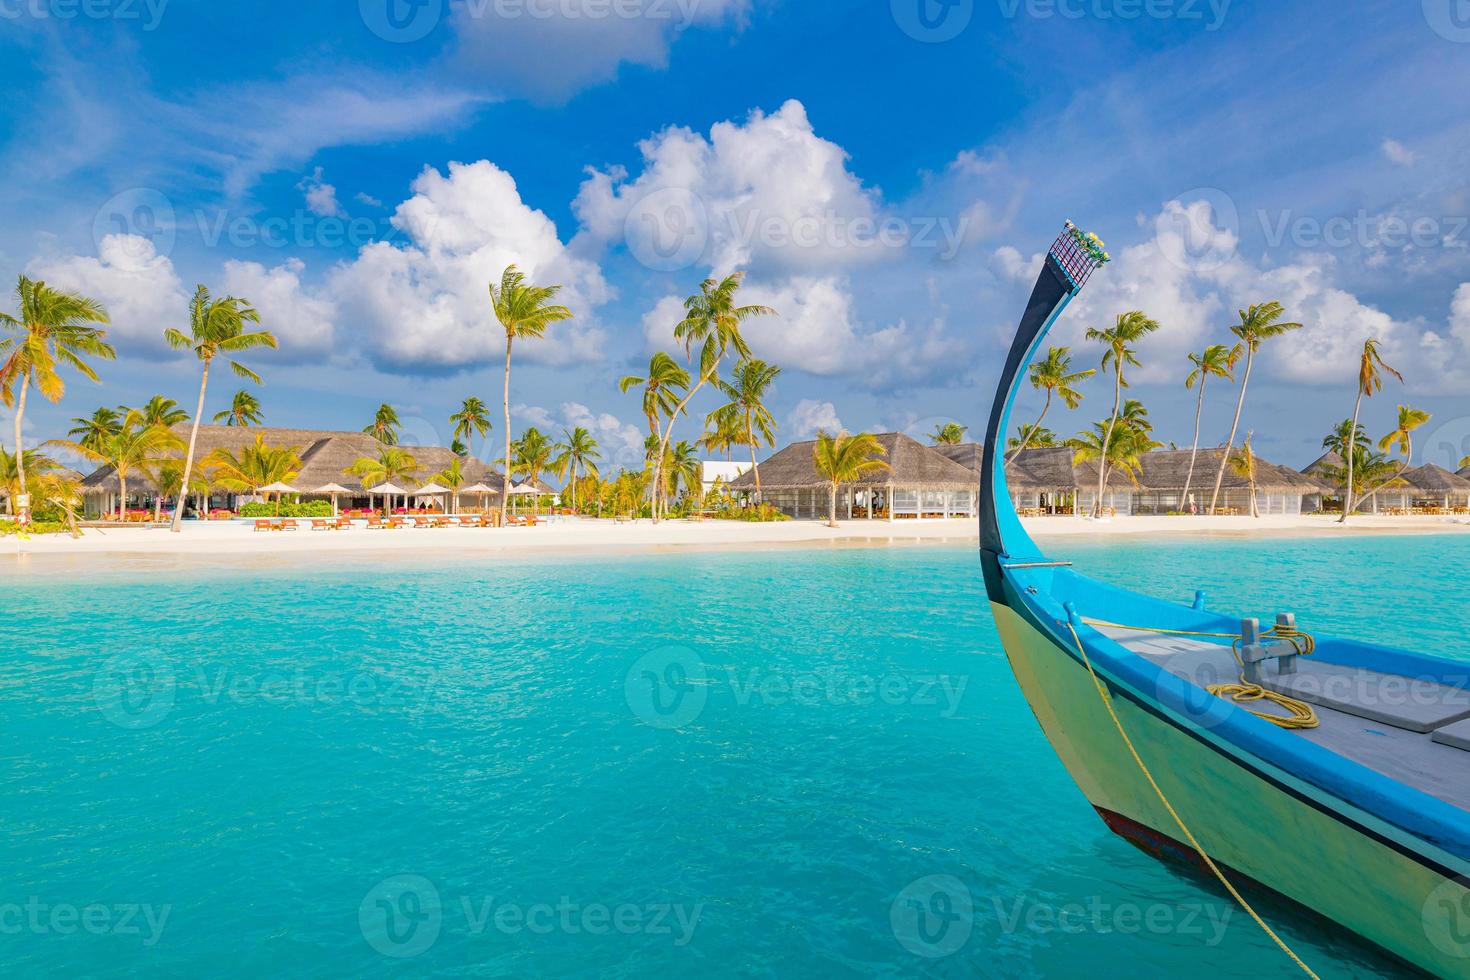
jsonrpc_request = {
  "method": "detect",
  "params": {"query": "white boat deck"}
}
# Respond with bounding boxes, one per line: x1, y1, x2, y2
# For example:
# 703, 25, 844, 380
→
1093, 626, 1470, 814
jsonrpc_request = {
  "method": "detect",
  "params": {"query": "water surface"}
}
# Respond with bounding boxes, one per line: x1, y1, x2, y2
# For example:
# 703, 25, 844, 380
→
5, 534, 1464, 977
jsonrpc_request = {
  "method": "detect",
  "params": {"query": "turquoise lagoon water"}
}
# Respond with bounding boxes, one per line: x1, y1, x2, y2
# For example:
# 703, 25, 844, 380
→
3, 534, 1467, 978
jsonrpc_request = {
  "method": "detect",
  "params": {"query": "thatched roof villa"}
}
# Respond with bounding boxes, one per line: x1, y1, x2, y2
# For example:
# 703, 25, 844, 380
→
78, 425, 522, 515
937, 444, 1328, 516
1394, 463, 1470, 510
728, 432, 978, 519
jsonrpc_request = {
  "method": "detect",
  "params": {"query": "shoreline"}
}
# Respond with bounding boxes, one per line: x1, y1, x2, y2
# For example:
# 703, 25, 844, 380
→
2, 514, 1467, 578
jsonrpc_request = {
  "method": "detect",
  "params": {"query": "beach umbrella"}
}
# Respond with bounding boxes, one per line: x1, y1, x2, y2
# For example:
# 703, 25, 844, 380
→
369, 482, 408, 513
461, 482, 496, 515
413, 482, 451, 514
313, 482, 352, 517
258, 481, 298, 516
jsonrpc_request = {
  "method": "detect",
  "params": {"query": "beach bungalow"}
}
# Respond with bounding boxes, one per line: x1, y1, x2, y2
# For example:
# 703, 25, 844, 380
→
78, 425, 515, 517
1127, 449, 1326, 516
1397, 463, 1470, 513
729, 432, 979, 520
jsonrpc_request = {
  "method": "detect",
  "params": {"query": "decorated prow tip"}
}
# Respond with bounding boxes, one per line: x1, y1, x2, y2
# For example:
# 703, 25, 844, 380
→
1049, 219, 1110, 293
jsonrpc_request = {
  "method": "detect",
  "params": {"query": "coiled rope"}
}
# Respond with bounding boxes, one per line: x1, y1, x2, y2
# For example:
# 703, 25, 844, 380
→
1063, 619, 1319, 978
1079, 617, 1320, 730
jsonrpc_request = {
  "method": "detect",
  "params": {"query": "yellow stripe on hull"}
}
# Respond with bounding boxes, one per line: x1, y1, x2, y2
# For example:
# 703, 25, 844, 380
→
991, 601, 1470, 977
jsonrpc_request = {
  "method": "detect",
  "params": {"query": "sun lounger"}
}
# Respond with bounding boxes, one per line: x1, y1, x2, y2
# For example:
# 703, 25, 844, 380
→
310, 519, 333, 531
365, 516, 384, 529
278, 519, 299, 531
253, 519, 273, 532
335, 517, 352, 529
385, 518, 406, 530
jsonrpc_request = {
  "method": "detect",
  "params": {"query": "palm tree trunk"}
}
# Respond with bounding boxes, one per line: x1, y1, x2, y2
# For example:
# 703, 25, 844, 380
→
11, 368, 29, 524
1095, 372, 1122, 517
1181, 377, 1206, 510
500, 336, 513, 527
654, 374, 710, 524
1209, 349, 1253, 515
1006, 389, 1053, 464
171, 360, 210, 532
749, 423, 762, 504
828, 483, 838, 527
119, 471, 128, 523
1339, 390, 1365, 525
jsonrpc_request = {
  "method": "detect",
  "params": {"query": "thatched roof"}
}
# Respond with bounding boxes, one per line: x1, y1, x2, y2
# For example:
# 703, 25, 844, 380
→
1302, 451, 1342, 478
998, 446, 1325, 494
80, 425, 517, 496
729, 432, 978, 491
1403, 463, 1470, 492
1003, 446, 1135, 492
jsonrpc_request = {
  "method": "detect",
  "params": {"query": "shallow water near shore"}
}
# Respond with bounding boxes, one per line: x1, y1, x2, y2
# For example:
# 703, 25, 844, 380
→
3, 535, 1463, 976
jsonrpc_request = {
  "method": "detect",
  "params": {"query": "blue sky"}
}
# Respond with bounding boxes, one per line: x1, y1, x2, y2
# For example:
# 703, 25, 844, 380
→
4, 0, 1470, 473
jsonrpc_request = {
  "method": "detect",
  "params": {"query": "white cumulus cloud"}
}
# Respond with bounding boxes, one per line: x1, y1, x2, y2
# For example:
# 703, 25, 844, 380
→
329, 159, 612, 372
787, 399, 842, 438
27, 234, 189, 349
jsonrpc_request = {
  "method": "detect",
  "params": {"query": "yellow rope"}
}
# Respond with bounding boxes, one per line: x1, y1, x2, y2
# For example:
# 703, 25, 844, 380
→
1063, 619, 1319, 979
1080, 616, 1320, 731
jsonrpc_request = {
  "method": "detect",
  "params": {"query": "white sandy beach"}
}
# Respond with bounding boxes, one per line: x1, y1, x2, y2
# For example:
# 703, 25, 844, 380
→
3, 512, 1467, 568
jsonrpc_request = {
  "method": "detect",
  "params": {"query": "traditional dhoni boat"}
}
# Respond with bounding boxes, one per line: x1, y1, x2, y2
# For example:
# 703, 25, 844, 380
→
981, 224, 1470, 977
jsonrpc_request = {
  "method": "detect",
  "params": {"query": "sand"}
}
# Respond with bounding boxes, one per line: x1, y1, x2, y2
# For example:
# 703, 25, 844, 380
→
3, 511, 1467, 573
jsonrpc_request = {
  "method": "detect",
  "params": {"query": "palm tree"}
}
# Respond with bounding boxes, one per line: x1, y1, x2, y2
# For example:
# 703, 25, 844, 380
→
1180, 343, 1242, 509
436, 457, 467, 514
1008, 423, 1056, 451
50, 410, 182, 521
653, 273, 775, 522
812, 431, 890, 528
363, 403, 401, 445
0, 447, 60, 516
0, 275, 114, 524
710, 357, 780, 502
1338, 338, 1402, 525
1084, 311, 1159, 516
552, 426, 601, 512
1007, 346, 1095, 463
1228, 433, 1261, 518
32, 470, 85, 538
165, 285, 275, 531
130, 394, 189, 429
450, 397, 492, 460
68, 406, 122, 453
1376, 404, 1431, 497
929, 422, 968, 445
213, 389, 263, 426
207, 435, 303, 513
669, 440, 704, 509
489, 265, 574, 526
1067, 413, 1161, 494
1207, 301, 1302, 514
621, 352, 691, 437
699, 410, 742, 461
345, 447, 420, 514
510, 426, 556, 515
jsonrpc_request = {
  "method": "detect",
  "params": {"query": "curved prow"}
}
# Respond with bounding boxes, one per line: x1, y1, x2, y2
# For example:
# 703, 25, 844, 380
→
980, 223, 1108, 600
